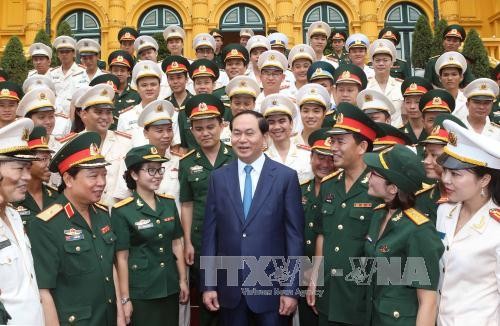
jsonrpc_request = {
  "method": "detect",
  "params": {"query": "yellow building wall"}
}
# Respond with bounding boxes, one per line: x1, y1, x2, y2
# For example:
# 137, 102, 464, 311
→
1, 0, 499, 60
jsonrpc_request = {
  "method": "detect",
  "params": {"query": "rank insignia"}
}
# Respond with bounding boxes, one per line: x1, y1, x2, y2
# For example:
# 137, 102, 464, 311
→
489, 208, 500, 223
379, 244, 389, 253
361, 174, 369, 184
64, 228, 84, 241
391, 211, 402, 222
353, 203, 372, 208
164, 216, 175, 222
101, 225, 111, 234
136, 198, 143, 207
325, 193, 334, 203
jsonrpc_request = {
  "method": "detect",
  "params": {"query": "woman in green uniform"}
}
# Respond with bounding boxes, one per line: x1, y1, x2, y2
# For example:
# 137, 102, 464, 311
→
112, 144, 189, 325
363, 144, 444, 325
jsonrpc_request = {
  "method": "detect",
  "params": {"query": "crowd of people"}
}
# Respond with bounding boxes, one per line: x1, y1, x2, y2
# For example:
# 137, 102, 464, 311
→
0, 19, 498, 326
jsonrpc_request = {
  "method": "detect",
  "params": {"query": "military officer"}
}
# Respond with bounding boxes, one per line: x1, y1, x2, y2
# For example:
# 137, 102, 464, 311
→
357, 89, 395, 124
490, 63, 500, 125
76, 38, 105, 81
28, 42, 53, 77
399, 76, 434, 151
246, 35, 271, 86
372, 122, 413, 152
112, 144, 188, 325
345, 33, 374, 78
30, 131, 120, 325
306, 102, 384, 326
74, 84, 132, 206
239, 28, 254, 46
12, 126, 58, 234
307, 21, 335, 65
435, 120, 500, 325
262, 94, 313, 183
376, 27, 411, 80
307, 61, 336, 113
0, 118, 44, 325
189, 58, 220, 95
163, 25, 187, 57
89, 73, 120, 91
50, 35, 88, 137
417, 113, 467, 223
22, 74, 56, 94
209, 29, 224, 69
363, 144, 443, 325
192, 33, 229, 89
461, 78, 500, 140
367, 38, 404, 126
294, 83, 331, 145
424, 24, 475, 89
118, 27, 139, 57
117, 60, 163, 132
420, 89, 456, 140
434, 51, 468, 121
0, 81, 23, 128
267, 32, 295, 90
162, 56, 194, 150
107, 50, 141, 130
179, 94, 234, 326
327, 30, 349, 66
299, 128, 335, 326
288, 43, 317, 98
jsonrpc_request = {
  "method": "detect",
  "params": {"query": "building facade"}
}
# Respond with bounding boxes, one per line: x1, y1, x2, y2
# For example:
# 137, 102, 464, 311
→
1, 0, 499, 63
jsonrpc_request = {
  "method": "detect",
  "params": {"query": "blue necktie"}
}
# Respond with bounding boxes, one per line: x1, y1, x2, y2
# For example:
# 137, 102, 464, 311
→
243, 165, 253, 219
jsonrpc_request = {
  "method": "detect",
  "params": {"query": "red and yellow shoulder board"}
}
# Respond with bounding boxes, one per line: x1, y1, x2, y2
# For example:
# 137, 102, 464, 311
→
54, 112, 69, 119
374, 203, 386, 211
56, 132, 77, 143
170, 150, 183, 157
404, 208, 429, 225
114, 130, 131, 139
119, 106, 134, 114
158, 193, 175, 200
37, 203, 63, 222
112, 197, 133, 209
489, 208, 500, 223
180, 149, 196, 160
95, 202, 108, 212
321, 169, 342, 183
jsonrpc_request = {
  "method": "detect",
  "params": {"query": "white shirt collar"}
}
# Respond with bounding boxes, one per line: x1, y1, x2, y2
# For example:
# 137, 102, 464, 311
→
238, 153, 265, 175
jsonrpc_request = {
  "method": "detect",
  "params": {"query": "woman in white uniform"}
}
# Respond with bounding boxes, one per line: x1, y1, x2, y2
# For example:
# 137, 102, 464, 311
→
0, 118, 44, 325
435, 120, 500, 325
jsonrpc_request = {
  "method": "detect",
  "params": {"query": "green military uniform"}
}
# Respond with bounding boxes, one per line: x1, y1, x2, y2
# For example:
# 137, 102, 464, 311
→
376, 27, 412, 80
13, 184, 59, 235
308, 61, 337, 129
212, 86, 232, 122
112, 192, 183, 324
363, 144, 443, 325
0, 301, 11, 325
321, 110, 337, 128
373, 122, 413, 153
169, 91, 194, 148
30, 195, 117, 325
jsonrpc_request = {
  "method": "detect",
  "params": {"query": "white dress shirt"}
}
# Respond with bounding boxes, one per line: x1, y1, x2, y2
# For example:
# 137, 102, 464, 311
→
238, 154, 266, 200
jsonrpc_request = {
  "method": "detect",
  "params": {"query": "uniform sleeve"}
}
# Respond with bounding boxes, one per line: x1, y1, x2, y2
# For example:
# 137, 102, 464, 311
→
179, 160, 193, 202
172, 202, 183, 240
178, 111, 189, 149
407, 224, 444, 290
30, 219, 60, 289
111, 207, 131, 251
314, 185, 325, 235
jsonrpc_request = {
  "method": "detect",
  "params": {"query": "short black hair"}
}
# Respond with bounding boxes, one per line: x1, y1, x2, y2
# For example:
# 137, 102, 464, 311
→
230, 110, 269, 134
352, 132, 374, 153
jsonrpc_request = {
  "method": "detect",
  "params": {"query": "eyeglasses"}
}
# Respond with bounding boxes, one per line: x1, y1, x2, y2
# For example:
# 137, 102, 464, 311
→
261, 70, 283, 78
140, 167, 165, 176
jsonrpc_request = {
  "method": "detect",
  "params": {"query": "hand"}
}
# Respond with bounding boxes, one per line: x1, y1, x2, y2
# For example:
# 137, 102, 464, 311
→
116, 308, 127, 326
122, 301, 133, 324
179, 280, 190, 304
279, 296, 297, 316
184, 241, 195, 266
306, 282, 318, 315
202, 291, 220, 311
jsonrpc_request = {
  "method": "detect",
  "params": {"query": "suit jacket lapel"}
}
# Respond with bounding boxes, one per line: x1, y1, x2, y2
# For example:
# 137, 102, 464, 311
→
244, 157, 275, 227
226, 161, 245, 224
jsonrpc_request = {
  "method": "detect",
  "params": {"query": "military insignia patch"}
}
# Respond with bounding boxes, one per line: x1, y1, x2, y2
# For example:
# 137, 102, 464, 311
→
135, 219, 153, 230
164, 216, 175, 222
379, 244, 389, 253
489, 208, 500, 223
101, 225, 111, 234
190, 165, 203, 174
64, 228, 84, 241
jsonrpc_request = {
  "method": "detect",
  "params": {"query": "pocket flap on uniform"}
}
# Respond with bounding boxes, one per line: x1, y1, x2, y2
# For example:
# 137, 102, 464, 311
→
129, 257, 148, 270
187, 172, 208, 182
102, 231, 117, 244
377, 297, 417, 318
64, 241, 91, 254
60, 305, 92, 323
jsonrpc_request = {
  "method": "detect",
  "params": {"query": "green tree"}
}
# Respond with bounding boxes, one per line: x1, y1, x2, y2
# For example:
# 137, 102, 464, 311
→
411, 15, 433, 69
57, 21, 73, 37
0, 36, 28, 84
462, 28, 490, 78
431, 19, 448, 57
153, 32, 170, 61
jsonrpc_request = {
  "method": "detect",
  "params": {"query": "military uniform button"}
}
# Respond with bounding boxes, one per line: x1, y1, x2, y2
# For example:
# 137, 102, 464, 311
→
331, 269, 337, 276
334, 246, 340, 252
323, 210, 327, 214
108, 299, 112, 303
105, 277, 110, 282
158, 233, 163, 239
100, 255, 103, 259
308, 222, 314, 227
337, 224, 343, 230
159, 247, 164, 253
393, 311, 400, 319
194, 226, 198, 231
132, 264, 138, 269
195, 177, 199, 181
360, 216, 365, 221
75, 246, 81, 252
312, 204, 317, 209
156, 219, 161, 224
68, 315, 76, 323
160, 262, 165, 267
242, 233, 247, 238
306, 240, 311, 245
446, 246, 449, 251
92, 234, 97, 239
341, 203, 346, 208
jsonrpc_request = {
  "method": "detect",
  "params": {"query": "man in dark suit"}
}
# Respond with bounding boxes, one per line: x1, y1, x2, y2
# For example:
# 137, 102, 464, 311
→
201, 110, 305, 325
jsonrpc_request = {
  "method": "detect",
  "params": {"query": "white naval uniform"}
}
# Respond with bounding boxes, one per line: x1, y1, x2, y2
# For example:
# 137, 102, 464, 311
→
117, 103, 144, 132
255, 90, 303, 134
463, 116, 500, 141
48, 135, 62, 187
451, 90, 468, 122
220, 121, 232, 146
436, 199, 500, 326
85, 67, 105, 82
113, 148, 181, 211
367, 76, 404, 126
0, 207, 44, 325
265, 138, 313, 184
28, 69, 51, 78
319, 55, 339, 69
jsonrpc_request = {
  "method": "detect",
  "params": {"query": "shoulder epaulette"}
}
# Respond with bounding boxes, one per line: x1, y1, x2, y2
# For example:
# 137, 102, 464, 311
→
72, 70, 84, 77
436, 196, 449, 204
114, 130, 131, 139
158, 193, 175, 200
45, 183, 59, 192
374, 203, 386, 210
112, 197, 133, 209
118, 105, 134, 114
37, 203, 63, 222
54, 112, 69, 119
429, 55, 439, 59
321, 170, 342, 183
296, 144, 311, 151
56, 132, 77, 143
95, 202, 108, 211
404, 207, 429, 225
300, 179, 312, 186
180, 149, 196, 160
170, 150, 183, 157
415, 183, 436, 196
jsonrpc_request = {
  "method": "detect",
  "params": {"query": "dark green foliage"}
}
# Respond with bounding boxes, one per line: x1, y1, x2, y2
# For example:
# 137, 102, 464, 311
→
0, 36, 28, 84
431, 19, 448, 57
411, 16, 433, 69
462, 28, 491, 78
153, 32, 170, 61
57, 21, 73, 37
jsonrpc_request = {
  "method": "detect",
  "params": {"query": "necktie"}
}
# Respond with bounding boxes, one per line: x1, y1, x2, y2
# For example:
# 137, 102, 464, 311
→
243, 165, 253, 218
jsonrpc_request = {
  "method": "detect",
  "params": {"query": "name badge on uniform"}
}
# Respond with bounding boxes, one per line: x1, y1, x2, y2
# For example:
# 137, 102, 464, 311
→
129, 119, 138, 125
190, 165, 203, 174
64, 228, 84, 241
0, 239, 12, 249
126, 99, 135, 103
135, 219, 153, 230
163, 217, 174, 222
16, 206, 31, 216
